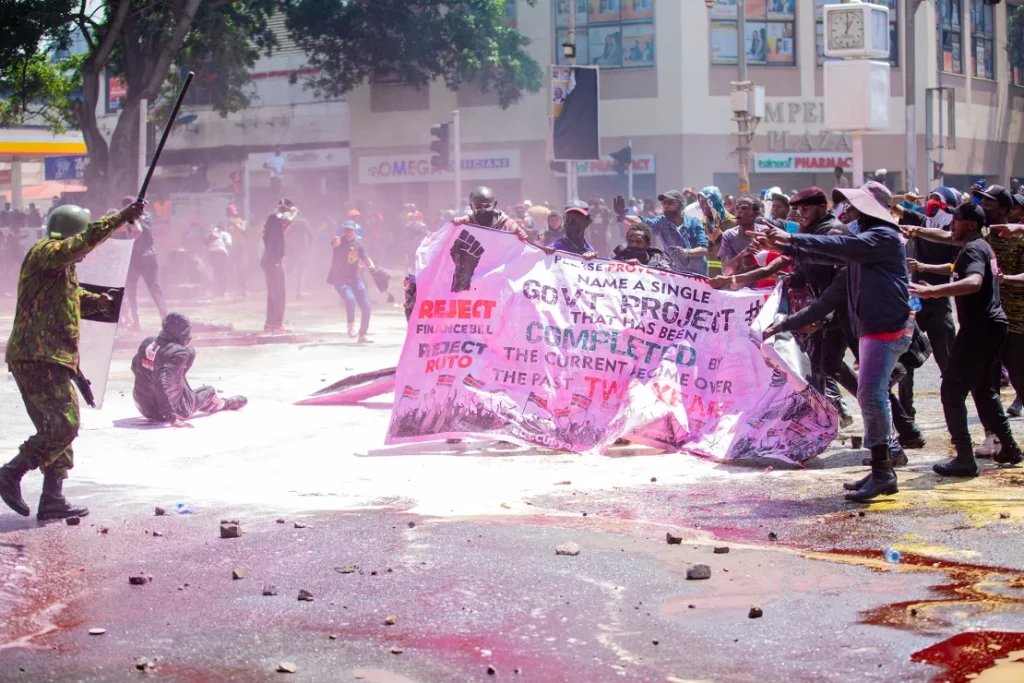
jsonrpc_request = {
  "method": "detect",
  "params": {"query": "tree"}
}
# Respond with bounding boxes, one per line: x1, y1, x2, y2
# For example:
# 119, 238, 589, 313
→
2, 0, 542, 206
1009, 3, 1024, 79
284, 0, 543, 109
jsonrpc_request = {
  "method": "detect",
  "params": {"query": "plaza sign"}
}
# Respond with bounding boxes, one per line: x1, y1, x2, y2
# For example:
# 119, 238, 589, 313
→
754, 152, 854, 174
358, 150, 521, 185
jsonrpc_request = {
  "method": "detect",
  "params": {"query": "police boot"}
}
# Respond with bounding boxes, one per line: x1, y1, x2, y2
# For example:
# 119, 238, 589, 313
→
932, 444, 979, 478
844, 445, 899, 503
224, 396, 248, 411
993, 435, 1024, 467
36, 470, 89, 522
0, 461, 31, 516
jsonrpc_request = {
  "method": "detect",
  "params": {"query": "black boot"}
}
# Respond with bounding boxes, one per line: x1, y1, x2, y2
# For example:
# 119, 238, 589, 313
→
932, 444, 979, 477
993, 437, 1024, 466
36, 470, 89, 522
845, 445, 899, 502
842, 473, 871, 491
0, 461, 31, 517
223, 396, 248, 411
863, 444, 908, 467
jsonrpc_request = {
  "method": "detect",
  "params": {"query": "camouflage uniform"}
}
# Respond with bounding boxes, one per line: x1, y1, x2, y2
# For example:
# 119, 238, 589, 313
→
5, 214, 123, 479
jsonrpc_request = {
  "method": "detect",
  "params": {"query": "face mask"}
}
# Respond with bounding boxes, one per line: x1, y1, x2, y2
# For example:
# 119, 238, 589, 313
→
848, 220, 860, 235
619, 246, 648, 261
925, 200, 949, 218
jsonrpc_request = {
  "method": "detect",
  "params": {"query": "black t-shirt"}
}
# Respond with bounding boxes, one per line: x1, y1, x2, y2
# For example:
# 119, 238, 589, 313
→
328, 241, 367, 284
953, 237, 1007, 328
903, 208, 960, 286
262, 213, 287, 265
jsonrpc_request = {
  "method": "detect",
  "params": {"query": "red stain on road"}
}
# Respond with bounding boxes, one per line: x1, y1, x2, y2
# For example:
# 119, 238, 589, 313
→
911, 631, 1024, 682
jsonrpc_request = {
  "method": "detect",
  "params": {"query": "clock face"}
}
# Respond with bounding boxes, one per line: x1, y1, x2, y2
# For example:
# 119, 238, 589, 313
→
828, 9, 865, 51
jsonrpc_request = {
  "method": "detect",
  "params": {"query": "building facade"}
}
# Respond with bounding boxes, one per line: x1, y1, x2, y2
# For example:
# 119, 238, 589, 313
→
348, 0, 1024, 214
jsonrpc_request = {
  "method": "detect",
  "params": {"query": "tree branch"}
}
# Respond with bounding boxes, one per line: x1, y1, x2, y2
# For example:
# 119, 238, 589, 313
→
142, 0, 203, 98
77, 0, 96, 51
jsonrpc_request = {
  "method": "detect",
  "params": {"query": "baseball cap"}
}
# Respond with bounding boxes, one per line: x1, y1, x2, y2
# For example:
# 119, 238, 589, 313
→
973, 184, 1013, 209
657, 190, 685, 204
770, 192, 790, 206
564, 199, 590, 216
955, 202, 986, 228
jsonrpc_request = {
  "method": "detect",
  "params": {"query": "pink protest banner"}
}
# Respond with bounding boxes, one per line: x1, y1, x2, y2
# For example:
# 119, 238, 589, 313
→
386, 224, 837, 463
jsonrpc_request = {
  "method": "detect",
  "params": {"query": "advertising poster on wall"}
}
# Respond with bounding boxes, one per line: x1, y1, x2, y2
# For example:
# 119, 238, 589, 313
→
622, 23, 655, 67
555, 0, 590, 26
589, 0, 621, 23
621, 0, 653, 21
766, 0, 794, 20
711, 21, 738, 64
766, 22, 794, 64
589, 25, 623, 67
745, 22, 767, 64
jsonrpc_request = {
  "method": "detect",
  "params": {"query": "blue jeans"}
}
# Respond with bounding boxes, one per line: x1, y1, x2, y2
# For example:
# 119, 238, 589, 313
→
335, 279, 371, 336
858, 331, 913, 448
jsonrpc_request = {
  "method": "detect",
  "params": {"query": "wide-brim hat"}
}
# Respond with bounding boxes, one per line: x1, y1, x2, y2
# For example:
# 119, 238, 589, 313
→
831, 185, 897, 227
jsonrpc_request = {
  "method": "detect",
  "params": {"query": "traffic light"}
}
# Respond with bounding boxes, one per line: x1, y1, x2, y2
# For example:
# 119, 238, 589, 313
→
932, 160, 944, 179
430, 122, 451, 169
610, 144, 632, 176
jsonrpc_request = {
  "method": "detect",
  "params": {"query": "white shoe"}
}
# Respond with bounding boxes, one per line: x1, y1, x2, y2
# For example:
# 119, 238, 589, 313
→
976, 434, 1000, 457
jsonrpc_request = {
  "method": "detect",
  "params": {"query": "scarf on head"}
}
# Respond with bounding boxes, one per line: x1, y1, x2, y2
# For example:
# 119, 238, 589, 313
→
699, 186, 734, 229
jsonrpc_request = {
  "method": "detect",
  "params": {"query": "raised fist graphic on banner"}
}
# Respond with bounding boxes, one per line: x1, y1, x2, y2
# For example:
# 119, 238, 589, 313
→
450, 229, 485, 292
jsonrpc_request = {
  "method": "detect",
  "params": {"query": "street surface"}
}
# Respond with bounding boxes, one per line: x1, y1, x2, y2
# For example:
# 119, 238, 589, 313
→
0, 292, 1022, 682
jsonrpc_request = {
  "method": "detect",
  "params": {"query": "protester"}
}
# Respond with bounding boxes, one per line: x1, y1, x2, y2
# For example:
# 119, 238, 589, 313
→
329, 222, 375, 343
697, 186, 737, 254
549, 200, 598, 259
769, 192, 790, 223
131, 312, 247, 425
905, 204, 1022, 476
122, 195, 168, 331
205, 223, 232, 298
893, 187, 959, 419
224, 204, 250, 297
761, 183, 912, 502
717, 196, 760, 277
616, 191, 709, 275
834, 166, 850, 189
263, 149, 285, 196
261, 199, 298, 333
455, 186, 529, 240
611, 223, 672, 269
544, 212, 564, 246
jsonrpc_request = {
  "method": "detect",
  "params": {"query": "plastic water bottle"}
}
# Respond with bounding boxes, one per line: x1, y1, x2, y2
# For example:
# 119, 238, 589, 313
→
176, 503, 192, 515
909, 296, 922, 313
883, 546, 901, 564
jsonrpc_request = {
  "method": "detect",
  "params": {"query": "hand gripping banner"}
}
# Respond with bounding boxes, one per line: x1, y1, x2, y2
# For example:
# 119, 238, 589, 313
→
387, 224, 837, 463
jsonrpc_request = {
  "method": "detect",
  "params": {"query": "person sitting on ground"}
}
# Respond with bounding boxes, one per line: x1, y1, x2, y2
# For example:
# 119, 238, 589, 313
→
131, 312, 247, 426
611, 223, 672, 270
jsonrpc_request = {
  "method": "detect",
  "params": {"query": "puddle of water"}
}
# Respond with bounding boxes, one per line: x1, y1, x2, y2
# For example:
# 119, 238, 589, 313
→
911, 631, 1024, 682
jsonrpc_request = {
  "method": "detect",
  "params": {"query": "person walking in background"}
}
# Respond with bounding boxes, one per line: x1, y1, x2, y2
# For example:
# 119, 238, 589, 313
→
262, 199, 297, 333
204, 223, 232, 299
328, 222, 374, 343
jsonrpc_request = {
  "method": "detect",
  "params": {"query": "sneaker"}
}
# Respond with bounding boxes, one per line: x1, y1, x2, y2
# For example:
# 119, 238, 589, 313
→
347, 323, 356, 338
1008, 397, 1023, 418
993, 443, 1024, 466
976, 434, 1000, 458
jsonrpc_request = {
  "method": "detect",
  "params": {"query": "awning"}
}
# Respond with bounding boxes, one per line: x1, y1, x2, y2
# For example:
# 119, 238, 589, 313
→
0, 128, 87, 158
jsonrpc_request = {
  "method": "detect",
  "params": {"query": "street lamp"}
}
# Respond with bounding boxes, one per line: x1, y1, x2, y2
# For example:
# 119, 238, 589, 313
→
561, 42, 576, 61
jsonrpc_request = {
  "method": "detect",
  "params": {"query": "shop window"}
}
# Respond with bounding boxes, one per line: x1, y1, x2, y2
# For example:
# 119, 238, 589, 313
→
1012, 3, 1024, 86
710, 0, 796, 67
815, 0, 899, 67
554, 0, 655, 69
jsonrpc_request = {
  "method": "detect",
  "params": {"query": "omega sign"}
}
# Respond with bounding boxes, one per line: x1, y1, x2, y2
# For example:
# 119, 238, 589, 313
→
359, 150, 521, 184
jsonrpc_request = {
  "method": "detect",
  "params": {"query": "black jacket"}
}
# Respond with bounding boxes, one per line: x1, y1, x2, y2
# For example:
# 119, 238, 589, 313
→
131, 328, 197, 421
788, 211, 845, 297
784, 220, 911, 338
611, 245, 673, 271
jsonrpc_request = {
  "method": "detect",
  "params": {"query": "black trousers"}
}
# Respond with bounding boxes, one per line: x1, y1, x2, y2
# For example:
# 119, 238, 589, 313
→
262, 261, 286, 328
125, 255, 168, 327
941, 323, 1012, 451
900, 297, 955, 416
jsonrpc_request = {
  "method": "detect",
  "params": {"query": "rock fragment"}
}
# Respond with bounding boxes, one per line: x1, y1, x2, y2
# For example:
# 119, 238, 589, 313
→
232, 568, 245, 580
88, 628, 106, 636
390, 646, 404, 655
1000, 512, 1011, 519
555, 542, 580, 556
128, 574, 151, 585
665, 532, 683, 545
713, 546, 730, 554
335, 565, 358, 574
135, 657, 156, 671
767, 531, 778, 541
262, 585, 278, 596
154, 507, 165, 516
66, 516, 80, 526
293, 522, 307, 529
277, 661, 297, 673
749, 605, 764, 619
298, 589, 314, 602
384, 616, 397, 625
487, 665, 497, 675
220, 522, 242, 539
686, 564, 711, 580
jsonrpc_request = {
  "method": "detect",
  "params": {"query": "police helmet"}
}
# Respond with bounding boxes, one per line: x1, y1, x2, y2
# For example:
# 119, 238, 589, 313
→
46, 205, 91, 240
